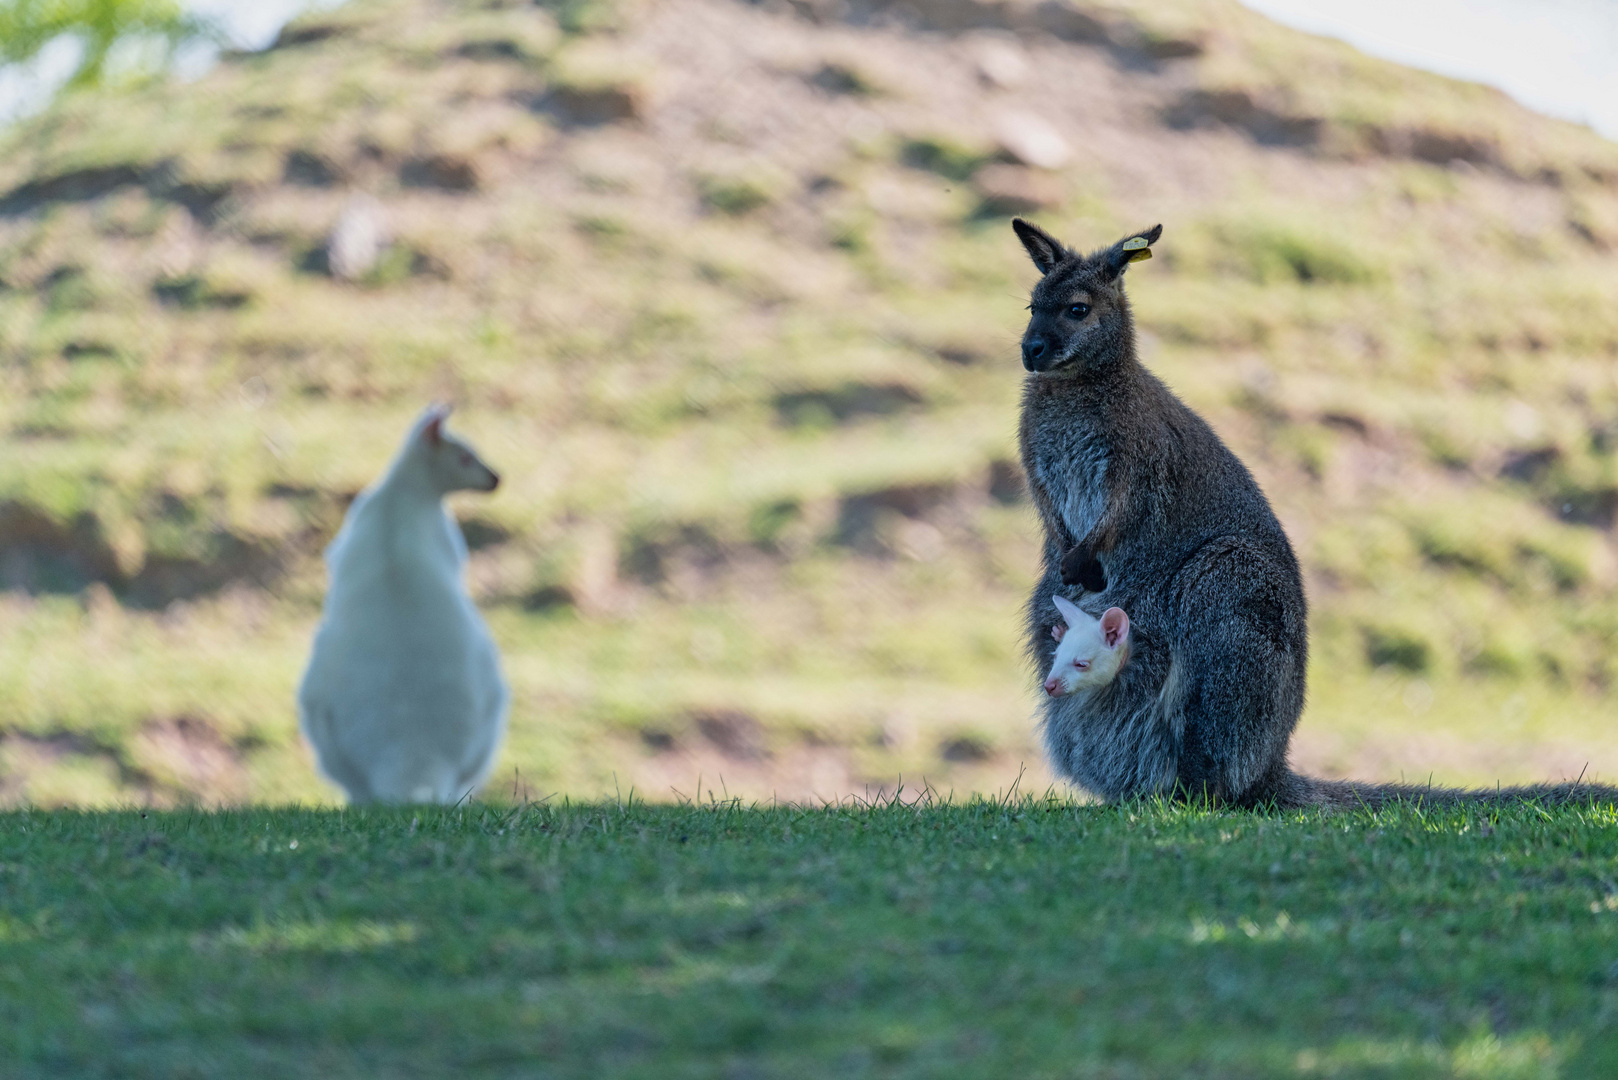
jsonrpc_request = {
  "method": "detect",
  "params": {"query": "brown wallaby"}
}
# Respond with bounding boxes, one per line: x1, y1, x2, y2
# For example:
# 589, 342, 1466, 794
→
1012, 217, 1618, 810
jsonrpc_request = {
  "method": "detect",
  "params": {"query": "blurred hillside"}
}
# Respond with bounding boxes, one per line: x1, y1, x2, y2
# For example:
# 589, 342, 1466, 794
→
1, 0, 1616, 806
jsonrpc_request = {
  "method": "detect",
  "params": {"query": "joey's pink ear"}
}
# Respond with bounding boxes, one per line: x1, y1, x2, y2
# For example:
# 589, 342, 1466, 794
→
1051, 594, 1083, 628
1100, 607, 1129, 648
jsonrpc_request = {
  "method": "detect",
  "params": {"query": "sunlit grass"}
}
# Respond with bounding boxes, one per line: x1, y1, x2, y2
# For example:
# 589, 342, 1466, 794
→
1, 799, 1615, 1075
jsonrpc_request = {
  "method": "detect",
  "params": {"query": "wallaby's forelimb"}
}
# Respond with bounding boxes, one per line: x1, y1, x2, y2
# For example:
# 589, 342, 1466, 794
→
1059, 543, 1107, 592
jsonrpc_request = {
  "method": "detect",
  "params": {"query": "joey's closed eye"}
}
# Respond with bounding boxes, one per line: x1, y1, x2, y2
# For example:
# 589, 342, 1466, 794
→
1067, 303, 1090, 319
459, 452, 474, 466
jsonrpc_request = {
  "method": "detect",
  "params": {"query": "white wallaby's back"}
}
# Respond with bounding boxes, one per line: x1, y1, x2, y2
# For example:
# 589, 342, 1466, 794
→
298, 405, 508, 804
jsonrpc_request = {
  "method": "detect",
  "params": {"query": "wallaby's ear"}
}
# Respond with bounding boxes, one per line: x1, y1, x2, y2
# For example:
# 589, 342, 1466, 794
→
1052, 594, 1084, 628
1101, 224, 1162, 280
1012, 218, 1069, 275
1099, 607, 1129, 648
421, 403, 451, 448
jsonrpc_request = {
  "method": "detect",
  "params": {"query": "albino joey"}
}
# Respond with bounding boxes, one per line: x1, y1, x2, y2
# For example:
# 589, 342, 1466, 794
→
1043, 595, 1130, 698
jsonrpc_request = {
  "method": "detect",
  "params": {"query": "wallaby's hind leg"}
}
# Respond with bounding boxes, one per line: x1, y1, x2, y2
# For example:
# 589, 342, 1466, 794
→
327, 755, 375, 804
1165, 537, 1308, 804
370, 751, 461, 804
302, 704, 375, 803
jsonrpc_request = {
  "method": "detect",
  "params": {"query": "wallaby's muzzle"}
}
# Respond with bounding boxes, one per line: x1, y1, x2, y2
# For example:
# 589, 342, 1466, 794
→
1022, 331, 1055, 372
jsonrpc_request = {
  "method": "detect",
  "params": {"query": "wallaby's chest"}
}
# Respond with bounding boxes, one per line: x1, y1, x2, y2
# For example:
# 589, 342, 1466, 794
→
1022, 397, 1110, 544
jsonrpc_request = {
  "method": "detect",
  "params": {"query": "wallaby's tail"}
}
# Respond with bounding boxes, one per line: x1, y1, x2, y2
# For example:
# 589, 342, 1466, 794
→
1280, 771, 1618, 812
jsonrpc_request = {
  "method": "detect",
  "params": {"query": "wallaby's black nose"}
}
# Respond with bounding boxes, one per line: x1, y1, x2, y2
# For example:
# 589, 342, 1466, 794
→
1022, 335, 1050, 370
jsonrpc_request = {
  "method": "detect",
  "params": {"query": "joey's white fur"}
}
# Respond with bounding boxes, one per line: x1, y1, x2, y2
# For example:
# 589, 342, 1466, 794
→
1043, 595, 1130, 698
297, 405, 508, 804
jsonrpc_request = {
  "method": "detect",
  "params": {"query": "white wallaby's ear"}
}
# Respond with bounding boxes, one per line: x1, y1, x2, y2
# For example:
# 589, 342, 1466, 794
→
1100, 607, 1129, 648
1052, 594, 1084, 628
419, 403, 453, 448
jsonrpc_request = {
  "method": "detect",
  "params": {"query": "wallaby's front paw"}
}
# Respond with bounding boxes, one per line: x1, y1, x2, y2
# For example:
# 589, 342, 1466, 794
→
1060, 545, 1107, 592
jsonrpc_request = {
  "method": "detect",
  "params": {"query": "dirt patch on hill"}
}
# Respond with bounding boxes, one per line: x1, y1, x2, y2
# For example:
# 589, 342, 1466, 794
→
1290, 728, 1618, 793
0, 501, 288, 609
128, 717, 254, 805
625, 739, 1050, 805
0, 716, 255, 807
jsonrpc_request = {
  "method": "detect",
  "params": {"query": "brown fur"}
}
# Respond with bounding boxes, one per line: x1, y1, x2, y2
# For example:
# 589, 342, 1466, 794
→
1011, 217, 1618, 813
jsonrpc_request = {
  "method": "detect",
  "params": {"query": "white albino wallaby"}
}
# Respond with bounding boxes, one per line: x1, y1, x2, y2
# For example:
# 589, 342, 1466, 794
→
1043, 595, 1130, 698
298, 405, 508, 804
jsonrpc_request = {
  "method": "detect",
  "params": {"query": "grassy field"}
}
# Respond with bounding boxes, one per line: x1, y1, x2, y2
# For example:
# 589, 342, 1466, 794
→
1, 0, 1616, 806
3, 799, 1617, 1077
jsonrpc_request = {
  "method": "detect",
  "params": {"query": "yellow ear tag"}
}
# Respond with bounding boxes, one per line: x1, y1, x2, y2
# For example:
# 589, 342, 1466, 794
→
1121, 236, 1150, 251
1127, 247, 1153, 262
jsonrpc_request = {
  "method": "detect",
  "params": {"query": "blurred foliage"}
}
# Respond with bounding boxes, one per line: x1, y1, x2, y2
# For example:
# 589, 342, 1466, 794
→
0, 0, 216, 89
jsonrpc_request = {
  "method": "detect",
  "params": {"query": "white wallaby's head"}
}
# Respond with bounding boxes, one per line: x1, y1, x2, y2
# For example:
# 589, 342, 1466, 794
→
405, 404, 500, 495
1044, 595, 1129, 698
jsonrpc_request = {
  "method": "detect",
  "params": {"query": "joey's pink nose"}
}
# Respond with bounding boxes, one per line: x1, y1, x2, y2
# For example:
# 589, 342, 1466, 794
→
1044, 678, 1061, 696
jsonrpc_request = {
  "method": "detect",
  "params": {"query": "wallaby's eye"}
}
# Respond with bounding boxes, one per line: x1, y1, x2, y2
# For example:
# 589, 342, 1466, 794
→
1067, 303, 1090, 320
1073, 659, 1089, 669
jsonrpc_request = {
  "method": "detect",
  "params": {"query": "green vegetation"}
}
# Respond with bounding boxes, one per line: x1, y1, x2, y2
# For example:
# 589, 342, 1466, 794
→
900, 134, 996, 182
696, 170, 780, 216
0, 0, 214, 90
1, 0, 1617, 807
3, 799, 1617, 1076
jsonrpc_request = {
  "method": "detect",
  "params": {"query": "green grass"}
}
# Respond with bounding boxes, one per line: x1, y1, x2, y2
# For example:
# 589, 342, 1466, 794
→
3, 799, 1618, 1077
